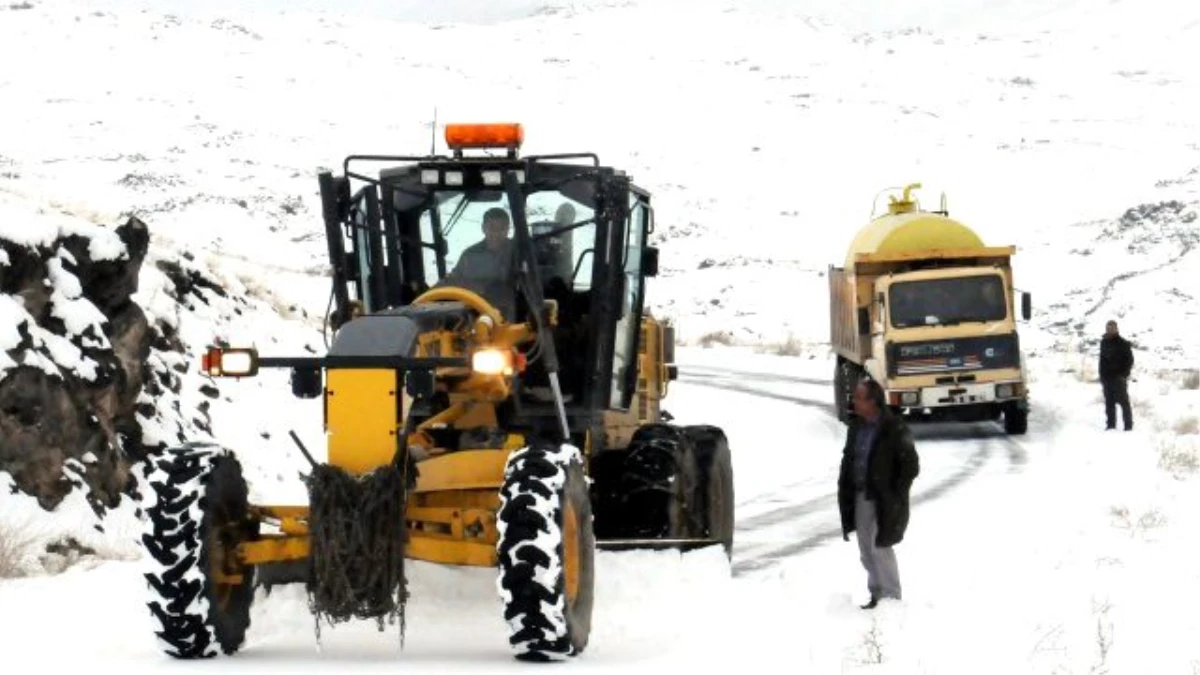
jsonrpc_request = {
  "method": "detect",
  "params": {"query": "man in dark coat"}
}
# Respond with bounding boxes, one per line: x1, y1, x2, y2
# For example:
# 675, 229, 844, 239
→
1098, 320, 1134, 431
838, 378, 920, 609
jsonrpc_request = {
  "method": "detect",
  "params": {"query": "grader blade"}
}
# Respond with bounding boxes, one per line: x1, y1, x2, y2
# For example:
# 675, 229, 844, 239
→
596, 538, 725, 553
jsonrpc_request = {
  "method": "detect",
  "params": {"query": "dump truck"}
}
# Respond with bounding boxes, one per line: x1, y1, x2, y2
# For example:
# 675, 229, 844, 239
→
135, 122, 734, 662
829, 183, 1031, 434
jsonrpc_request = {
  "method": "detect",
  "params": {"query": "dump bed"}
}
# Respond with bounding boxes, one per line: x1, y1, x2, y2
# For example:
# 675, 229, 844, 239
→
849, 246, 1015, 276
828, 265, 869, 362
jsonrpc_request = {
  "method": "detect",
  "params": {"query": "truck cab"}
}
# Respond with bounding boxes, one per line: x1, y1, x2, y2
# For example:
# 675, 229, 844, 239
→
829, 184, 1032, 434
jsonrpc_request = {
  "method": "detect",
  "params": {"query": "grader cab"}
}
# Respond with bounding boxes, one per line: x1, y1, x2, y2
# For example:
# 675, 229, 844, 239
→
136, 123, 734, 662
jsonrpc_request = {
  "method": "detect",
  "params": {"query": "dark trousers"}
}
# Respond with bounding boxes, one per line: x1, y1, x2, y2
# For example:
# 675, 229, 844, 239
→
1102, 376, 1132, 429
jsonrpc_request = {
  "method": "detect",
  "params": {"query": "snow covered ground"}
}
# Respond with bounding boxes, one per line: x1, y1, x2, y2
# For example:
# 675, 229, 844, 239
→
2, 0, 1199, 671
2, 350, 1198, 672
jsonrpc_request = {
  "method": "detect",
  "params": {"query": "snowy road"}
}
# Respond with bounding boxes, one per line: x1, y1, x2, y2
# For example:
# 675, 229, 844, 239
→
0, 354, 1038, 668
673, 363, 1031, 577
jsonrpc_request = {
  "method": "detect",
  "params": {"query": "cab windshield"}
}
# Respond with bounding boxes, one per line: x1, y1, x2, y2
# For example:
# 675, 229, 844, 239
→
419, 188, 596, 319
889, 274, 1008, 328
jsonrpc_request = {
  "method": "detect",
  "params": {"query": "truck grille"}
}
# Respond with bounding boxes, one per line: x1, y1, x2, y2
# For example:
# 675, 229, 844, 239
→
888, 333, 1020, 377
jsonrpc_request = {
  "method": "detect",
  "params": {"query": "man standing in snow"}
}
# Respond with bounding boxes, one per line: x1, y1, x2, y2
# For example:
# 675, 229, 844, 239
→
838, 378, 920, 609
1098, 319, 1134, 431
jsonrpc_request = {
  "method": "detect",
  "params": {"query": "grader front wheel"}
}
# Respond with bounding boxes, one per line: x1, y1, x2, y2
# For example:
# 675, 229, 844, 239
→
138, 443, 257, 658
496, 440, 595, 661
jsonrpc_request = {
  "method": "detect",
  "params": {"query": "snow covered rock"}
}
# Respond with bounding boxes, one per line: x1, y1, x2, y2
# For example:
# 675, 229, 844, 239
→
0, 211, 152, 513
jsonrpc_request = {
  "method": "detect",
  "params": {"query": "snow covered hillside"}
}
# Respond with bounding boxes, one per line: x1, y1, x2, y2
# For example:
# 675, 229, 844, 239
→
2, 0, 1197, 351
1, 0, 1199, 672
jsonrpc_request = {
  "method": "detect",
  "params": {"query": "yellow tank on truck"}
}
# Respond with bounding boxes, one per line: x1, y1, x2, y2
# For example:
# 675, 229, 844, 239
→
843, 196, 984, 269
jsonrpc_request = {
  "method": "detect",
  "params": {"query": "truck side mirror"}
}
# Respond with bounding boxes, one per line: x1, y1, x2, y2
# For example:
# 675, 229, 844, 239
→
642, 246, 659, 277
1021, 292, 1032, 321
857, 307, 870, 335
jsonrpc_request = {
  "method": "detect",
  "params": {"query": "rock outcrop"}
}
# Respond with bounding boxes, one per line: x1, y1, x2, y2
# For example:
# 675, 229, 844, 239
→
0, 215, 152, 513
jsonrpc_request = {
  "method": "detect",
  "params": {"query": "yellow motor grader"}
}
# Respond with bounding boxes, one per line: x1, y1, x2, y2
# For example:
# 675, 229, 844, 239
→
136, 123, 734, 662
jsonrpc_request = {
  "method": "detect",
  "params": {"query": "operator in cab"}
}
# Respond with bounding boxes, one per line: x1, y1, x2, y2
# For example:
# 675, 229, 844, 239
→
444, 206, 516, 319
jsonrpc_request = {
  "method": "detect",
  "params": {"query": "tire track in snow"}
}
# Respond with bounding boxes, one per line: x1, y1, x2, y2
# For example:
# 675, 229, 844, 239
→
680, 365, 831, 388
1082, 242, 1194, 319
731, 439, 996, 577
673, 366, 1028, 576
676, 372, 837, 416
738, 493, 838, 531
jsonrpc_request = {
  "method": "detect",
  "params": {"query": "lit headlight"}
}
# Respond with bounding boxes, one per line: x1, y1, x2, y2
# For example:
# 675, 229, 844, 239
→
481, 170, 502, 186
996, 383, 1014, 398
444, 170, 464, 186
471, 348, 512, 375
201, 347, 259, 377
420, 169, 439, 185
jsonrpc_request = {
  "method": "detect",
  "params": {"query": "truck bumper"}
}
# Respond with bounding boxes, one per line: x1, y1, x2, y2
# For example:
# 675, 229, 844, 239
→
891, 380, 1026, 409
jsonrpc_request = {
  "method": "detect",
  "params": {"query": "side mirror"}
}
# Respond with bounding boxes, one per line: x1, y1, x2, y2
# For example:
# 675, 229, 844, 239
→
857, 307, 870, 336
1021, 292, 1032, 321
642, 246, 660, 278
406, 369, 436, 399
661, 324, 676, 365
290, 367, 323, 399
667, 365, 679, 380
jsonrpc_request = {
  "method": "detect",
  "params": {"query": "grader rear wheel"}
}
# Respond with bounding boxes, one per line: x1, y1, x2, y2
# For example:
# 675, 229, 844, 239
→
611, 423, 702, 540
682, 425, 734, 559
496, 439, 595, 661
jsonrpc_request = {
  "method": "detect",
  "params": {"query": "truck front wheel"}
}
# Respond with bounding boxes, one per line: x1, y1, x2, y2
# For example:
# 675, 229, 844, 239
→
1003, 405, 1028, 435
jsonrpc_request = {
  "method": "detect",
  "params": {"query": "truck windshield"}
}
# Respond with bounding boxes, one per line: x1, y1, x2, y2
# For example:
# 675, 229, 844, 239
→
889, 274, 1007, 328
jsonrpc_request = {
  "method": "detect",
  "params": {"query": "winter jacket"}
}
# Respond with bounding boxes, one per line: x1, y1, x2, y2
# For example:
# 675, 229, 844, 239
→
1099, 334, 1134, 380
838, 410, 920, 548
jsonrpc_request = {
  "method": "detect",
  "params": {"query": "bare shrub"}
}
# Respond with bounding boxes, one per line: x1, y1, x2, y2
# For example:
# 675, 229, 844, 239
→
0, 518, 36, 578
1067, 345, 1098, 383
696, 331, 736, 348
1091, 599, 1114, 675
1109, 505, 1167, 537
857, 616, 885, 665
1174, 416, 1199, 436
766, 332, 803, 356
1181, 369, 1200, 390
1157, 436, 1199, 478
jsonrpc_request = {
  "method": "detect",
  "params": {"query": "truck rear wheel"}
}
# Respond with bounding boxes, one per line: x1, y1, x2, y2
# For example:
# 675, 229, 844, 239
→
834, 358, 861, 423
497, 440, 595, 661
138, 442, 257, 658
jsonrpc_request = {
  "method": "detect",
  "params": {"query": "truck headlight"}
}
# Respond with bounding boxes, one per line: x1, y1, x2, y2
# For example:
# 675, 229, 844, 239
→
996, 383, 1014, 398
472, 348, 513, 375
900, 391, 919, 406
